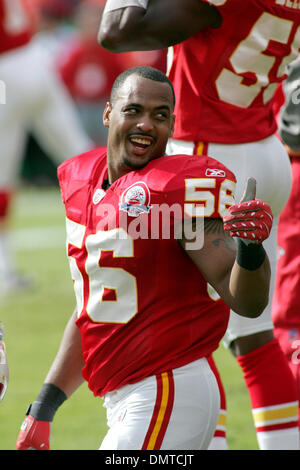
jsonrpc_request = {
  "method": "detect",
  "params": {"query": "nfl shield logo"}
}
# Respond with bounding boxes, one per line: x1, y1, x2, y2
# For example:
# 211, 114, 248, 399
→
119, 181, 152, 217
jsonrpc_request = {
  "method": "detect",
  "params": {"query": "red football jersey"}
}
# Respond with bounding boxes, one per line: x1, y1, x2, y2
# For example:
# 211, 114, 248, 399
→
272, 158, 300, 328
58, 148, 236, 397
168, 0, 300, 144
118, 48, 167, 74
59, 39, 124, 102
0, 0, 34, 54
272, 73, 300, 329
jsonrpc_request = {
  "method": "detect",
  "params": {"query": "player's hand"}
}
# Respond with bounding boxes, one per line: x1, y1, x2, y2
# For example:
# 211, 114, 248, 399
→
223, 177, 273, 244
0, 323, 9, 402
16, 415, 51, 450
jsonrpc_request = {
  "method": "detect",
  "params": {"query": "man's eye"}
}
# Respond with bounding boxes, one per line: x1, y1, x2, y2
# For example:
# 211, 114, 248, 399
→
124, 108, 138, 114
155, 112, 168, 119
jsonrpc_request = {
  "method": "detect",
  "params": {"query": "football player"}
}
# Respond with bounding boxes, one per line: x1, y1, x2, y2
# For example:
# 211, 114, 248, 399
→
98, 0, 300, 449
17, 66, 273, 450
272, 57, 300, 423
0, 0, 92, 293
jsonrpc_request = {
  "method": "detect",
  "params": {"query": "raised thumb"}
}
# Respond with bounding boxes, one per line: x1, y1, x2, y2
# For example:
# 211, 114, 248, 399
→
239, 177, 256, 203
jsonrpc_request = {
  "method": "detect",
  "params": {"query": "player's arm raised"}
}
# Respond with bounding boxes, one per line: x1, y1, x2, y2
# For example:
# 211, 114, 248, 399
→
16, 309, 85, 450
178, 178, 272, 318
98, 0, 221, 52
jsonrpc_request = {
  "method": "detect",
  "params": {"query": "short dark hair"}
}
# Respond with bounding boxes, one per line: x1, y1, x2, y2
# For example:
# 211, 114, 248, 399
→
110, 66, 176, 108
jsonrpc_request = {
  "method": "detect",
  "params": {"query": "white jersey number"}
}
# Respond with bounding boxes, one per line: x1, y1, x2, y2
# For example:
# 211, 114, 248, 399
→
185, 178, 235, 217
66, 220, 138, 324
216, 12, 300, 107
85, 229, 138, 324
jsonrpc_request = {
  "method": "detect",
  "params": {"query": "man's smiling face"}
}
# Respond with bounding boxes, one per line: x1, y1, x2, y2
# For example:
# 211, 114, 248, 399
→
103, 74, 175, 183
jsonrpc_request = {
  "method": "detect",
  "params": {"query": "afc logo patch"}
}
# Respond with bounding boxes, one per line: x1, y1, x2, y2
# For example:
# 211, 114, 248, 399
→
119, 181, 152, 217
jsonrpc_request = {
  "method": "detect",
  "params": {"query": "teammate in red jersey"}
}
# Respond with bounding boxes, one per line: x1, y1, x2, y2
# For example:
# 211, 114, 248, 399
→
59, 0, 167, 146
272, 57, 300, 422
0, 0, 34, 53
58, 0, 124, 146
98, 0, 300, 449
0, 0, 92, 293
16, 66, 272, 450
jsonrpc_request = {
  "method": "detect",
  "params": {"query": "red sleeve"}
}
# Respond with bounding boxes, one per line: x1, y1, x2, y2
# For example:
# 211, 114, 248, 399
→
163, 156, 236, 221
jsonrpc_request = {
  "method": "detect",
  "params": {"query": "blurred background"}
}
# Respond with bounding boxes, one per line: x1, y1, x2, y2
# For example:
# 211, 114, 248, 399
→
0, 0, 258, 450
22, 0, 167, 185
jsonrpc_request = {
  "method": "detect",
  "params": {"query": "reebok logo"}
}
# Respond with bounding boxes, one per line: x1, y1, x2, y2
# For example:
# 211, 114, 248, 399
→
205, 168, 226, 177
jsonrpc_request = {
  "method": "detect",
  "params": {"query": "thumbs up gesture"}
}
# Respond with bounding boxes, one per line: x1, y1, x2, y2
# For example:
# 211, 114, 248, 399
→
223, 177, 273, 245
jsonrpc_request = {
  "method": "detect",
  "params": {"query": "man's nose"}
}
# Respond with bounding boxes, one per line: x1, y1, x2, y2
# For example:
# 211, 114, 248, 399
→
136, 114, 154, 132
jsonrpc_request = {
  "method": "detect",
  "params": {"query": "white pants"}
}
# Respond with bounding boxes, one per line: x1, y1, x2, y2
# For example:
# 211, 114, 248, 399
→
0, 40, 92, 189
166, 135, 292, 346
100, 358, 220, 450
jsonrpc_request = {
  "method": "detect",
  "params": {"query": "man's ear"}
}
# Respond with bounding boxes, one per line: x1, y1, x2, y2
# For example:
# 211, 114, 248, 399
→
103, 102, 112, 128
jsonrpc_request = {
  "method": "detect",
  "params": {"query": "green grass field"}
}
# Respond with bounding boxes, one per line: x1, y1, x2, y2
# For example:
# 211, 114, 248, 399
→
0, 186, 259, 450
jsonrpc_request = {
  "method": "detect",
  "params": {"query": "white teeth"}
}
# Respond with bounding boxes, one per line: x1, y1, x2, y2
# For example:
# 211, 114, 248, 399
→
131, 137, 151, 145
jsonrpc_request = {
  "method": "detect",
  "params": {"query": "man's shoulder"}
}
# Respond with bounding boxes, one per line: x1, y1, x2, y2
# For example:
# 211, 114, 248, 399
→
115, 153, 236, 215
144, 154, 236, 187
57, 146, 107, 181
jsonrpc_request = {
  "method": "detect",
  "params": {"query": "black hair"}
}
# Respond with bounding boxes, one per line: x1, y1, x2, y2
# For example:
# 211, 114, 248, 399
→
109, 65, 175, 108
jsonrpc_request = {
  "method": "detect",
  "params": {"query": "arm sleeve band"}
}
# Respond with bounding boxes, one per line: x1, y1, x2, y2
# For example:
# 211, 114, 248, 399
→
27, 383, 67, 422
236, 239, 266, 271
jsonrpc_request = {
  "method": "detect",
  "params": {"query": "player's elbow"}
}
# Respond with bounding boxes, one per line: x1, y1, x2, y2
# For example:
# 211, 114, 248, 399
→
98, 16, 138, 52
234, 295, 269, 319
98, 26, 121, 51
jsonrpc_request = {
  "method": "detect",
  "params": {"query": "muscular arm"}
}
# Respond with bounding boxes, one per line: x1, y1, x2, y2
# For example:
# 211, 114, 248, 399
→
98, 0, 221, 52
44, 309, 85, 397
179, 218, 271, 318
16, 309, 85, 449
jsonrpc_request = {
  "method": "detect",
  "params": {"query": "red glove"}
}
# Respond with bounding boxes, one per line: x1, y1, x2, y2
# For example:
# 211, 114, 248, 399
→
16, 415, 51, 450
223, 177, 273, 244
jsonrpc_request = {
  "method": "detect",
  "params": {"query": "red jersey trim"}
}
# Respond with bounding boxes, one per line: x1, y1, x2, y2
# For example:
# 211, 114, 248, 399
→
214, 430, 226, 438
142, 371, 174, 450
256, 421, 299, 433
193, 142, 209, 156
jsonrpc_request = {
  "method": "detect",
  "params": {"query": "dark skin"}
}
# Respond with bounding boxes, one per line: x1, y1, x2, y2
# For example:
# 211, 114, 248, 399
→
182, 217, 274, 356
98, 1, 274, 356
98, 0, 222, 52
103, 75, 175, 183
180, 217, 270, 321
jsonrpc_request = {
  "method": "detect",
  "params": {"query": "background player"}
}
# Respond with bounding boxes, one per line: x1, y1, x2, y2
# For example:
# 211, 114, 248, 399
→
58, 0, 167, 146
16, 66, 272, 450
272, 57, 300, 423
0, 0, 93, 294
98, 0, 300, 449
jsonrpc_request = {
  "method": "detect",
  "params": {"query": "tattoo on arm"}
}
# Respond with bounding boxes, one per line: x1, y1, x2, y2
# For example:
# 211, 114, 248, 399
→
203, 218, 223, 234
204, 218, 236, 253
